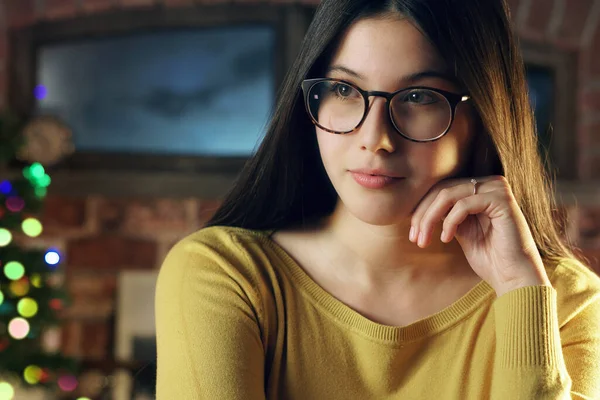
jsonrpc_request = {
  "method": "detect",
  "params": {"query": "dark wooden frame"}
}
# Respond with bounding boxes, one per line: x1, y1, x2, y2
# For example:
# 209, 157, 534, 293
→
521, 41, 578, 180
8, 4, 315, 198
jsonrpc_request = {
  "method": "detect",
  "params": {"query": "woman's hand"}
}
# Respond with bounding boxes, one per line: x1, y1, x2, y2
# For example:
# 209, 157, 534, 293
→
409, 175, 551, 297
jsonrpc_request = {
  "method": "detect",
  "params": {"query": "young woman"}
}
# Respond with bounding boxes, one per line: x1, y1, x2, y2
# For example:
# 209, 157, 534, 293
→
155, 0, 600, 398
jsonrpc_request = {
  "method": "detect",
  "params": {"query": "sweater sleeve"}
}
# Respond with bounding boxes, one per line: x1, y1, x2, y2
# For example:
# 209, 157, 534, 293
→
490, 285, 600, 400
155, 237, 266, 400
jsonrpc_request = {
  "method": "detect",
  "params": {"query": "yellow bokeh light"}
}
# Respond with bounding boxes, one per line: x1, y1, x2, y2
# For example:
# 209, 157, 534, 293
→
9, 280, 29, 297
23, 365, 43, 385
22, 218, 43, 237
31, 274, 43, 288
0, 382, 14, 400
17, 298, 38, 318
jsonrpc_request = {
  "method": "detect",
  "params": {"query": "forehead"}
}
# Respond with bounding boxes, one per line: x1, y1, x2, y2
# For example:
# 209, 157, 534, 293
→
328, 17, 445, 81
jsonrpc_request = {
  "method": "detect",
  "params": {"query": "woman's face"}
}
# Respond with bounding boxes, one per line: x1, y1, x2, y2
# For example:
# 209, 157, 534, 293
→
315, 16, 477, 226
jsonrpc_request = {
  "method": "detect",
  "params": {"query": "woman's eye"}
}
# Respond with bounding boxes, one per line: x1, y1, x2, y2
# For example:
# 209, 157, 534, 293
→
333, 84, 354, 98
405, 91, 437, 104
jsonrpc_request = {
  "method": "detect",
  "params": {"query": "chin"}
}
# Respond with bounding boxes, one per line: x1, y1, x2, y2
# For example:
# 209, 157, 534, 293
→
337, 195, 412, 226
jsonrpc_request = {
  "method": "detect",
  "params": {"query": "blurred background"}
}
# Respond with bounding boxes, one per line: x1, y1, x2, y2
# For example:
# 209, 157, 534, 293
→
0, 0, 598, 399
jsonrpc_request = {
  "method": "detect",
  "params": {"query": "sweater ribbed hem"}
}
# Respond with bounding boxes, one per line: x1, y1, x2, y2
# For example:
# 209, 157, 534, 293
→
493, 285, 561, 368
255, 230, 495, 343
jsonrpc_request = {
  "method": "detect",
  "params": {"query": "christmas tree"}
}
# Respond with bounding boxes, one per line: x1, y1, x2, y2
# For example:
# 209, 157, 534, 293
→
0, 111, 80, 399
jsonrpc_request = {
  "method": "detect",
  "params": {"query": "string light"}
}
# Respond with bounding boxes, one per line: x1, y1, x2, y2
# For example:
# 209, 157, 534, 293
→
22, 218, 43, 237
23, 163, 51, 191
0, 180, 12, 194
34, 85, 47, 100
8, 318, 30, 340
0, 228, 12, 247
45, 249, 60, 266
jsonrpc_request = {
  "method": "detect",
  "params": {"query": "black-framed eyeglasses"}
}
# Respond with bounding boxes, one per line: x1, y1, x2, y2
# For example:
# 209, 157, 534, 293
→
301, 78, 470, 142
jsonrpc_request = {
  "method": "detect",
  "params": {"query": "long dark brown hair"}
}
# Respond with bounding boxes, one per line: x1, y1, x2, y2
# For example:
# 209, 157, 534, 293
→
206, 0, 578, 265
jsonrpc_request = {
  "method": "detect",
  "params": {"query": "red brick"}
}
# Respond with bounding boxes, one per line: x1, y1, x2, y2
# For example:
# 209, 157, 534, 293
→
588, 20, 600, 78
588, 152, 600, 179
579, 206, 600, 247
61, 320, 82, 357
4, 0, 36, 28
162, 0, 195, 6
557, 0, 594, 44
580, 89, 600, 113
97, 198, 196, 233
81, 0, 114, 14
118, 0, 155, 7
0, 32, 7, 60
0, 67, 5, 110
67, 272, 117, 297
64, 294, 114, 318
525, 0, 554, 36
44, 0, 79, 20
580, 248, 600, 275
41, 195, 87, 230
198, 199, 221, 226
81, 320, 110, 360
67, 236, 158, 269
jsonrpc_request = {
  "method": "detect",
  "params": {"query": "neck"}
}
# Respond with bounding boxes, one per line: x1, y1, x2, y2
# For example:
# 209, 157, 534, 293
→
315, 202, 477, 288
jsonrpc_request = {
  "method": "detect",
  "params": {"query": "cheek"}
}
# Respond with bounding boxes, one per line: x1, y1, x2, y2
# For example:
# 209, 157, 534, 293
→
316, 129, 346, 172
410, 111, 475, 178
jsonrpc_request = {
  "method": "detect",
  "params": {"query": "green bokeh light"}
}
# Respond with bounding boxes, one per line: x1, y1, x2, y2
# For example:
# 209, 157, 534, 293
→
29, 163, 45, 179
0, 229, 12, 247
4, 261, 25, 281
0, 290, 4, 306
22, 218, 43, 237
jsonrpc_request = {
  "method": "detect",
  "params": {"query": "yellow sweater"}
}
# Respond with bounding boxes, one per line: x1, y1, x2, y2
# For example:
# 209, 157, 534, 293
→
155, 226, 600, 400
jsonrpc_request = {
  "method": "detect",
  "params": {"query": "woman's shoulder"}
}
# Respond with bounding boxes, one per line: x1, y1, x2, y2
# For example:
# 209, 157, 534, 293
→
548, 257, 600, 324
175, 225, 271, 250
161, 225, 276, 272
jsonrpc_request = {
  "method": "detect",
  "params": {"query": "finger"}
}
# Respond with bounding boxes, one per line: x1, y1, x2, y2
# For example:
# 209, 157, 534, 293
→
440, 194, 492, 243
410, 180, 460, 243
416, 186, 469, 247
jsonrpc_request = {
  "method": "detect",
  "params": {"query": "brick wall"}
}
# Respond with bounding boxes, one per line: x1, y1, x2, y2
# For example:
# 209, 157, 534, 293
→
0, 0, 599, 365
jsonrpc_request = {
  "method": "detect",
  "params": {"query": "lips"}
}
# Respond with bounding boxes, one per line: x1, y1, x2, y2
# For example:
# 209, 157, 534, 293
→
349, 169, 404, 189
349, 168, 403, 178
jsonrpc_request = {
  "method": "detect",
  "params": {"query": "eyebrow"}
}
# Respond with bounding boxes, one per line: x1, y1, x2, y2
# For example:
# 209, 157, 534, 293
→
326, 65, 459, 86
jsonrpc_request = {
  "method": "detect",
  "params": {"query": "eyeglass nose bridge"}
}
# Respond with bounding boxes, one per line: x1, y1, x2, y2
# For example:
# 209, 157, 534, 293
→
358, 90, 400, 129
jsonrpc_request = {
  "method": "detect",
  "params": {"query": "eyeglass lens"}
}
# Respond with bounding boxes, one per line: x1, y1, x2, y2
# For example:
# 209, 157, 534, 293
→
306, 80, 453, 140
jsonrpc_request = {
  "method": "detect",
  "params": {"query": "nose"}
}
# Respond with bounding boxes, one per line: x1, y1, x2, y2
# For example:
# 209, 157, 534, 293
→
358, 97, 397, 154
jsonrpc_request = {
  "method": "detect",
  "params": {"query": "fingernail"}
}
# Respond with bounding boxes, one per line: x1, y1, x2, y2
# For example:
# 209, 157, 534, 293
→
440, 230, 447, 242
409, 226, 415, 242
418, 231, 424, 247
